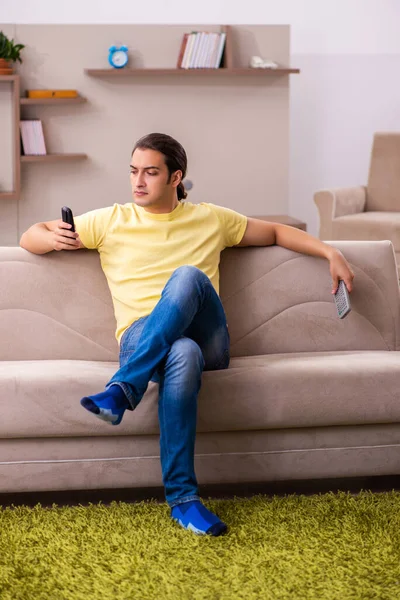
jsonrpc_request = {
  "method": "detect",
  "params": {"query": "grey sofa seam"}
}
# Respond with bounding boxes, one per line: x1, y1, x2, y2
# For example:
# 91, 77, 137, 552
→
3, 443, 400, 465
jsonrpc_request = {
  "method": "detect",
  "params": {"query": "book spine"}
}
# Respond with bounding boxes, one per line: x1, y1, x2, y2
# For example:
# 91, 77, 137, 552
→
189, 32, 201, 68
183, 33, 196, 69
35, 120, 47, 155
40, 121, 47, 155
208, 33, 220, 68
19, 122, 28, 155
202, 33, 210, 68
32, 121, 39, 155
204, 33, 215, 68
215, 32, 226, 68
177, 33, 189, 68
196, 32, 207, 68
200, 32, 210, 68
26, 121, 36, 155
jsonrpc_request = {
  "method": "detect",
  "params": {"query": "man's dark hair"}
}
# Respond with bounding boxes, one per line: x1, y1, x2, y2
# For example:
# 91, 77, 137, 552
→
132, 133, 188, 201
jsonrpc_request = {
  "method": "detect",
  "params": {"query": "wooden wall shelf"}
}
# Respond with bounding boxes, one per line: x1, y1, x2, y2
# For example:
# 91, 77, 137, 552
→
85, 26, 299, 78
21, 154, 87, 162
0, 75, 87, 200
85, 67, 300, 77
0, 192, 18, 199
20, 96, 86, 105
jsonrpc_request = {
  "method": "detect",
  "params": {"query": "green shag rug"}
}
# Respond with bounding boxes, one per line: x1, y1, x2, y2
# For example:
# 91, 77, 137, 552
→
1, 491, 400, 600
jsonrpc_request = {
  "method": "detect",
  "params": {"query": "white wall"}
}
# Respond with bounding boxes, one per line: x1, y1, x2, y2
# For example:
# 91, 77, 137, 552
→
3, 0, 400, 235
3, 0, 400, 54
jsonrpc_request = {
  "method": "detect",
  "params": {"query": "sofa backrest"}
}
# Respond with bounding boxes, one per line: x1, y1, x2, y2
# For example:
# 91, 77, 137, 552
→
1, 247, 119, 362
1, 240, 399, 361
366, 132, 400, 212
221, 240, 400, 356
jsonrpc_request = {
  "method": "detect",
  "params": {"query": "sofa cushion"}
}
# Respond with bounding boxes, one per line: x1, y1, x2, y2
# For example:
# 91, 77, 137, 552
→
332, 212, 400, 250
2, 351, 400, 438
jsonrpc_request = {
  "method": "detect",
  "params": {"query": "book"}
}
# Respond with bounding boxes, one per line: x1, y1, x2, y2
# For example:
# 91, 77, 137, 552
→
184, 34, 196, 69
189, 32, 202, 68
19, 121, 32, 155
33, 121, 46, 155
207, 33, 220, 68
177, 34, 189, 68
27, 90, 78, 99
215, 33, 226, 68
205, 33, 218, 68
195, 32, 207, 68
20, 120, 47, 155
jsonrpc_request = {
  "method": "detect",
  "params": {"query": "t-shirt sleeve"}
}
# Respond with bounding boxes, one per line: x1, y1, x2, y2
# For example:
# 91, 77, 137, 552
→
74, 206, 115, 250
206, 203, 248, 247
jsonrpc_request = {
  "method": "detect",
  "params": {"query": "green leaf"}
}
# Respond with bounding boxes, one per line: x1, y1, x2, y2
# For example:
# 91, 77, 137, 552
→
0, 31, 24, 62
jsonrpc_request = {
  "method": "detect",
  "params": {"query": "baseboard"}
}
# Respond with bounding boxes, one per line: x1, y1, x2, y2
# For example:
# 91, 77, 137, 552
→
1, 474, 400, 508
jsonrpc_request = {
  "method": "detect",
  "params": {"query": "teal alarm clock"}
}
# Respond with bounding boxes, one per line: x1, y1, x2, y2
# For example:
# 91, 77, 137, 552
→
108, 45, 129, 69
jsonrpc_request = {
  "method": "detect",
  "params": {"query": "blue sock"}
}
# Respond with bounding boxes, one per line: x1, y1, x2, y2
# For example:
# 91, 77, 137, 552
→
171, 500, 227, 536
80, 385, 129, 426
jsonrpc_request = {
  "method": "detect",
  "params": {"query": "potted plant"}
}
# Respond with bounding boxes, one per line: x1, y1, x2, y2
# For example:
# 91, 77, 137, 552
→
0, 31, 25, 74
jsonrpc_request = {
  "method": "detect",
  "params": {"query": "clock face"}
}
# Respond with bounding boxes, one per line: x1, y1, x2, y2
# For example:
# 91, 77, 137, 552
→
112, 50, 128, 67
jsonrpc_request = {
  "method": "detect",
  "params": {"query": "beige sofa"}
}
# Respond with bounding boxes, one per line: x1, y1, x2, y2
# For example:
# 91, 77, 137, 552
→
314, 133, 400, 274
1, 240, 400, 494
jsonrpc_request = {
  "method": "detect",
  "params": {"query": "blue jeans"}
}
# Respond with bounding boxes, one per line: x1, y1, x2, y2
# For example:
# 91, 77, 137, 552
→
105, 266, 230, 508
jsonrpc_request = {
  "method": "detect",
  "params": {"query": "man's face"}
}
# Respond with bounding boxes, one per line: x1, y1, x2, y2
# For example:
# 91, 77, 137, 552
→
130, 148, 181, 211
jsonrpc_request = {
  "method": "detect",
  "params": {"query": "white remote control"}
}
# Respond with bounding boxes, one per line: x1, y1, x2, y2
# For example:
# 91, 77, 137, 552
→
334, 279, 351, 319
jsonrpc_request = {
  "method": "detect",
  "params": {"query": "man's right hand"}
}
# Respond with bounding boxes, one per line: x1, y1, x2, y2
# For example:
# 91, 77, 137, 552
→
52, 220, 83, 251
20, 219, 86, 255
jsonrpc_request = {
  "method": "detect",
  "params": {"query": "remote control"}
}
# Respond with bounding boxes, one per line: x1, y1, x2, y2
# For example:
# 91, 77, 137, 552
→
61, 206, 75, 232
334, 279, 351, 319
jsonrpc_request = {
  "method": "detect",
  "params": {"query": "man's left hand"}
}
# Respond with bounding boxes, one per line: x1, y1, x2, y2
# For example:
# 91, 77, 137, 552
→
328, 248, 355, 294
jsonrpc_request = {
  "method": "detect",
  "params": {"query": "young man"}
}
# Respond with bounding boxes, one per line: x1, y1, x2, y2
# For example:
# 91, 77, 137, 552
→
20, 132, 354, 537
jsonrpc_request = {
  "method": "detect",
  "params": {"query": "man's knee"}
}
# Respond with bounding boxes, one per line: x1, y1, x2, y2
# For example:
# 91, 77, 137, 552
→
171, 265, 208, 285
167, 337, 205, 372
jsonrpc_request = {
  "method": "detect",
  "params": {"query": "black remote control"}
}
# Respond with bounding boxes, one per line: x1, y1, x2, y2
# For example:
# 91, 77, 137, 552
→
61, 206, 75, 233
334, 279, 351, 319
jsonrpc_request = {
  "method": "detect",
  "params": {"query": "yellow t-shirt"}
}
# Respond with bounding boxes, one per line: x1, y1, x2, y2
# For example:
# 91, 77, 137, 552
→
74, 201, 247, 345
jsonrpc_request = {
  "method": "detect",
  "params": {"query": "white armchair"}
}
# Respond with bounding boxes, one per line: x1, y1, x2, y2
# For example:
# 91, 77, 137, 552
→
314, 133, 400, 273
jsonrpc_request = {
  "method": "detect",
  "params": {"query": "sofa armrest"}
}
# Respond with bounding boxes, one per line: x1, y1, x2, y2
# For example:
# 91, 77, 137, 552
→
314, 186, 367, 239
